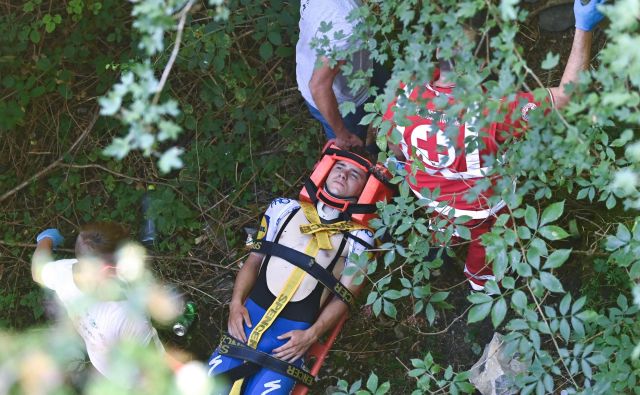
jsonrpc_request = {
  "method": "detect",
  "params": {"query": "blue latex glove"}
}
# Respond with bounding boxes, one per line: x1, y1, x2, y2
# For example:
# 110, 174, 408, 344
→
36, 228, 64, 249
574, 0, 605, 31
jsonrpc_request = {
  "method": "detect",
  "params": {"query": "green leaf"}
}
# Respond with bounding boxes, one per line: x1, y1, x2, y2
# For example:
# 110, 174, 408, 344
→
538, 226, 569, 240
524, 205, 538, 230
616, 223, 631, 242
267, 31, 282, 46
468, 292, 493, 304
540, 201, 564, 226
366, 372, 378, 392
571, 296, 586, 314
541, 52, 560, 70
375, 381, 390, 395
491, 298, 507, 327
507, 318, 529, 331
259, 42, 273, 60
158, 147, 184, 173
543, 249, 572, 269
500, 0, 519, 20
383, 300, 397, 318
30, 29, 41, 43
372, 298, 382, 316
511, 290, 527, 310
456, 225, 471, 240
540, 271, 564, 293
430, 291, 449, 303
484, 281, 501, 296
383, 289, 403, 300
468, 302, 492, 323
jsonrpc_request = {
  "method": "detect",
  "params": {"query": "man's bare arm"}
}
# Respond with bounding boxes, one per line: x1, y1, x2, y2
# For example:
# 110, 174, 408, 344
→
549, 29, 594, 109
309, 57, 364, 149
272, 264, 365, 362
227, 252, 262, 342
32, 238, 54, 284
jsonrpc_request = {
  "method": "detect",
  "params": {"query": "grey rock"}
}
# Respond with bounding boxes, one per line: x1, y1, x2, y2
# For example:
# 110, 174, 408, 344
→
469, 333, 530, 395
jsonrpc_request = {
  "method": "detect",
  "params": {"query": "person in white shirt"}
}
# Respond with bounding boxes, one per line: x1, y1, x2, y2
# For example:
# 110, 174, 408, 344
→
296, 0, 388, 150
31, 222, 165, 383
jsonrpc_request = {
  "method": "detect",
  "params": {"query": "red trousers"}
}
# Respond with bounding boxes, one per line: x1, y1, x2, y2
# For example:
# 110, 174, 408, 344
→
460, 217, 496, 290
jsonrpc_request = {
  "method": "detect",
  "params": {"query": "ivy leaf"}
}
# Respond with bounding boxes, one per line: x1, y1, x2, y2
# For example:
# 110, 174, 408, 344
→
542, 249, 572, 270
540, 201, 564, 226
538, 226, 569, 240
540, 271, 565, 293
541, 52, 560, 70
468, 302, 492, 323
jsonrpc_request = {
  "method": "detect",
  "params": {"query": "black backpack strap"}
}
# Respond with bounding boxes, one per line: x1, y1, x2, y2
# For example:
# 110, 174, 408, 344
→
251, 240, 357, 309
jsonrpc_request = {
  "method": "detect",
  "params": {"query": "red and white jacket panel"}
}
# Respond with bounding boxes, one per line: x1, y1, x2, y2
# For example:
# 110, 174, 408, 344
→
384, 76, 552, 220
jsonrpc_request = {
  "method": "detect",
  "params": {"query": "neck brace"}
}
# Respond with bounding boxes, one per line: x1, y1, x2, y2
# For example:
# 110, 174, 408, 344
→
316, 200, 341, 222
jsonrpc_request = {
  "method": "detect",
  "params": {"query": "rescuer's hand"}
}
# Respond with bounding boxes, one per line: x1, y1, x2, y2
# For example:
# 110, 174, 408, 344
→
335, 132, 364, 150
228, 301, 251, 343
36, 228, 64, 249
574, 0, 605, 32
273, 329, 317, 363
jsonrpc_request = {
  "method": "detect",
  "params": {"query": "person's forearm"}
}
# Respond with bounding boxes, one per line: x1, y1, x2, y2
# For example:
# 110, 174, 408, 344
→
32, 238, 53, 284
387, 140, 406, 161
550, 29, 593, 109
230, 254, 261, 306
305, 297, 349, 341
311, 83, 351, 138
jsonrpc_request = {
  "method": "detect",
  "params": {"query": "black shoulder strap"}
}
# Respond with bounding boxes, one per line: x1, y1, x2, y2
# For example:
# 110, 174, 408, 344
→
343, 231, 375, 250
251, 240, 357, 309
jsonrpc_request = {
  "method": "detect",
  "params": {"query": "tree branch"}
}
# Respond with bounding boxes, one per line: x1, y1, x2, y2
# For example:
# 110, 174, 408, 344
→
0, 109, 99, 204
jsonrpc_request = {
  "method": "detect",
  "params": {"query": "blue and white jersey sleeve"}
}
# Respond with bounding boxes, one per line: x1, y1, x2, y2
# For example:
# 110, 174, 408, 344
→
344, 228, 374, 267
257, 198, 301, 243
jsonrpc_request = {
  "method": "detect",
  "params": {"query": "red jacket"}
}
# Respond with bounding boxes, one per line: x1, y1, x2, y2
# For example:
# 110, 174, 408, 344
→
384, 72, 550, 219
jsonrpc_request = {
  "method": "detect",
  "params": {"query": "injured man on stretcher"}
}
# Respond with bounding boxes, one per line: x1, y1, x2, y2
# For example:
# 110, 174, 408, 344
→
207, 143, 393, 394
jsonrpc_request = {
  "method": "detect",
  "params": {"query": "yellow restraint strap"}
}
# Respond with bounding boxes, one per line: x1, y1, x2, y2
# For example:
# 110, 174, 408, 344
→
229, 202, 363, 393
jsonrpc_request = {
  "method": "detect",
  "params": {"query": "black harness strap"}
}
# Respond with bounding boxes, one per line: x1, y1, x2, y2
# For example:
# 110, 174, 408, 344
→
216, 362, 261, 384
344, 232, 375, 250
217, 334, 315, 386
251, 240, 357, 309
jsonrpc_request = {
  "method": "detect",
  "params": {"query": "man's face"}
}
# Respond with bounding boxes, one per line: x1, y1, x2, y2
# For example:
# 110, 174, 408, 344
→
325, 160, 367, 198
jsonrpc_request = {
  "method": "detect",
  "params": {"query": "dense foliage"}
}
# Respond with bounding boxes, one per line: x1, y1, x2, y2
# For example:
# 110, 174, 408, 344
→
1, 0, 639, 394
